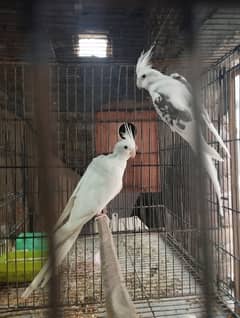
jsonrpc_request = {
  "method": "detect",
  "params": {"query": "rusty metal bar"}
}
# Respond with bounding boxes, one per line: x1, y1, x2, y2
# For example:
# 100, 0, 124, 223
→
185, 4, 216, 317
25, 1, 60, 317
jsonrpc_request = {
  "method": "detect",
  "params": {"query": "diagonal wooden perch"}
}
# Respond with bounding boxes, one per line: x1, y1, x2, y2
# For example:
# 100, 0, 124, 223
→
96, 213, 138, 318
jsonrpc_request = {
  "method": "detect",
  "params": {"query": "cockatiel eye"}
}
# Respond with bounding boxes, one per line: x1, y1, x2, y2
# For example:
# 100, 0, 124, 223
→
142, 74, 146, 79
124, 145, 128, 149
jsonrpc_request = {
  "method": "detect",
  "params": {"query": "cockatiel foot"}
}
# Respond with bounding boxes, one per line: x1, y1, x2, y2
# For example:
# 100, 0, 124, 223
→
96, 208, 108, 218
96, 213, 104, 219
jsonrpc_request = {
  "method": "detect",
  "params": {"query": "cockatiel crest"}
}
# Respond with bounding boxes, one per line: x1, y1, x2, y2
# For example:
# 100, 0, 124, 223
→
136, 45, 154, 75
115, 122, 137, 158
136, 45, 163, 90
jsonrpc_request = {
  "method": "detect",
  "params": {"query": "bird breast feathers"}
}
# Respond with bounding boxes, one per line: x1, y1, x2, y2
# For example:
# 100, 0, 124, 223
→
91, 156, 126, 179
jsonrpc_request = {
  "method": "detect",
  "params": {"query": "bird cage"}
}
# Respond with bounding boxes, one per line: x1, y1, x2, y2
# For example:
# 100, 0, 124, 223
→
0, 2, 240, 318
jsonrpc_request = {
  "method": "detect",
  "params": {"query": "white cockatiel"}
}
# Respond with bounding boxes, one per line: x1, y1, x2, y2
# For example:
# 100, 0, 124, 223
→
22, 123, 137, 298
136, 46, 230, 221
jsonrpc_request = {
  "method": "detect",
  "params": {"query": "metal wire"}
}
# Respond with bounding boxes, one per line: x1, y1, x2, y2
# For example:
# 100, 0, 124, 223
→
0, 49, 239, 316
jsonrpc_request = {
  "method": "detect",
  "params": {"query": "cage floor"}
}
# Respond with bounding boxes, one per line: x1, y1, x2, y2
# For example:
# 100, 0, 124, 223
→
0, 232, 232, 317
0, 296, 232, 318
98, 295, 231, 318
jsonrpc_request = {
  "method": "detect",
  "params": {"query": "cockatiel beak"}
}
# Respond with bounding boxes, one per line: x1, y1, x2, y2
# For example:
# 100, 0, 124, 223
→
136, 79, 141, 89
130, 145, 138, 158
130, 148, 136, 158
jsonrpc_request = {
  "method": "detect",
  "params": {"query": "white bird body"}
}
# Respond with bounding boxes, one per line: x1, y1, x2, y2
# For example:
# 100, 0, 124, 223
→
136, 46, 230, 220
149, 74, 192, 114
22, 124, 136, 298
67, 155, 126, 224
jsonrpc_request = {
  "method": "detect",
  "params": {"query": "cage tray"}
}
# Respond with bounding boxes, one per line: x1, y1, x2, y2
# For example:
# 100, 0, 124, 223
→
0, 250, 47, 283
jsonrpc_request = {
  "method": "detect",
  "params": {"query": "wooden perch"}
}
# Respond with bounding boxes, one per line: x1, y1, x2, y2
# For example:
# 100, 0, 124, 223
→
96, 213, 138, 318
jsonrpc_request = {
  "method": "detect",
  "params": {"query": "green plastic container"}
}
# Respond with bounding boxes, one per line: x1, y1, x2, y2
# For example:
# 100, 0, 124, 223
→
0, 250, 47, 282
16, 232, 48, 251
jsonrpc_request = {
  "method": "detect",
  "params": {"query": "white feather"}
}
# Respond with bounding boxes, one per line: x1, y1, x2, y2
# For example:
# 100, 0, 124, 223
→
201, 109, 230, 158
22, 127, 137, 298
136, 45, 155, 75
203, 154, 223, 217
137, 46, 229, 220
170, 73, 230, 158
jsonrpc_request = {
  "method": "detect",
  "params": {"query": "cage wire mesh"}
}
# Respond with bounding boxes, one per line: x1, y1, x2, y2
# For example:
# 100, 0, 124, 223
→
0, 47, 239, 317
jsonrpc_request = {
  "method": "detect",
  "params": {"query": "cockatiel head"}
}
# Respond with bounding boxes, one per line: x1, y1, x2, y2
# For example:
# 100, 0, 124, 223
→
114, 123, 137, 159
136, 45, 162, 90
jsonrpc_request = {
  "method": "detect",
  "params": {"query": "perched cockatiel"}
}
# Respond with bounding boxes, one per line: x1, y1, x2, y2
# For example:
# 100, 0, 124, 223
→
136, 46, 230, 221
22, 123, 137, 298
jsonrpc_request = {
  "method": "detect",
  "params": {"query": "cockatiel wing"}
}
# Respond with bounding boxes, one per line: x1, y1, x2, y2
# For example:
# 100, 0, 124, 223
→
53, 173, 87, 231
170, 73, 193, 93
170, 72, 230, 158
150, 76, 193, 116
152, 90, 193, 132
